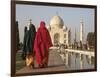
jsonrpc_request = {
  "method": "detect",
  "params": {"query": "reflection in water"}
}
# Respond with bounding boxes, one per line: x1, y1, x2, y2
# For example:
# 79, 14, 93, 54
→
59, 50, 95, 70
91, 56, 95, 65
75, 53, 79, 58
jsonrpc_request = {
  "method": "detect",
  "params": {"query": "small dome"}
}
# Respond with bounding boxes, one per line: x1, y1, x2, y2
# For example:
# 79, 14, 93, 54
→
50, 15, 64, 28
63, 26, 67, 31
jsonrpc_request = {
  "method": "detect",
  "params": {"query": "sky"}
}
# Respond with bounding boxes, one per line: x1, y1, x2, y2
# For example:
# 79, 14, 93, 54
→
16, 4, 95, 43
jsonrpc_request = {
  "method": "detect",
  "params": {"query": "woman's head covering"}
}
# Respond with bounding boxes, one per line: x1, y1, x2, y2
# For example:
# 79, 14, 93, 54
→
40, 21, 45, 28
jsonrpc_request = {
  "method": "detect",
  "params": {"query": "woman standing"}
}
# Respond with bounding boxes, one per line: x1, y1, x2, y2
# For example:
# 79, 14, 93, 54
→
34, 21, 52, 68
23, 19, 36, 68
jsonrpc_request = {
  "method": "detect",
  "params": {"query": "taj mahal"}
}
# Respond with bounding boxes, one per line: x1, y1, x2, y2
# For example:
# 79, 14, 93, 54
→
47, 15, 71, 48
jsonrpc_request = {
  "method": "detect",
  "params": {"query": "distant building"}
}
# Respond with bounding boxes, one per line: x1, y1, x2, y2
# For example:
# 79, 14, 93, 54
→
80, 17, 84, 44
47, 15, 71, 47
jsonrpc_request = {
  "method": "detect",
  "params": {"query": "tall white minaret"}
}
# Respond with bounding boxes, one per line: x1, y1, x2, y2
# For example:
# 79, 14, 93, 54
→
80, 17, 84, 44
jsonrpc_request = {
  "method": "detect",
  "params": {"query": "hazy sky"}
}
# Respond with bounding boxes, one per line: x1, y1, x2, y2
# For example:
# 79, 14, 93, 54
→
16, 4, 95, 43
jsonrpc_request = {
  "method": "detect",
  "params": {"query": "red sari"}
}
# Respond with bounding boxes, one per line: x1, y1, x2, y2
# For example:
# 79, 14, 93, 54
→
34, 21, 52, 67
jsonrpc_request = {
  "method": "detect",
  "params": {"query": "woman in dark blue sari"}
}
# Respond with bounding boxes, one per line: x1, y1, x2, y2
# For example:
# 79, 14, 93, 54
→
22, 19, 36, 68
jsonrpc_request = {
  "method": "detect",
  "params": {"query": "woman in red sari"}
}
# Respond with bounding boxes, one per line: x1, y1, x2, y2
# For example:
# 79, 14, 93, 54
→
34, 21, 52, 68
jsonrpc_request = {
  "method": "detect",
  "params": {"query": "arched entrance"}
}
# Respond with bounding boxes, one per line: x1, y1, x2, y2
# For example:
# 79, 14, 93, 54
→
54, 33, 60, 46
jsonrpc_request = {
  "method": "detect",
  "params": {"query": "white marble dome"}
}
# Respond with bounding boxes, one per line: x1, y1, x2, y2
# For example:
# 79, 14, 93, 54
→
50, 15, 64, 28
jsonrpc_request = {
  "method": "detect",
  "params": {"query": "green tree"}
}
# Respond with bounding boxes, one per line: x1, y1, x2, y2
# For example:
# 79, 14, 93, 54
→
87, 32, 95, 49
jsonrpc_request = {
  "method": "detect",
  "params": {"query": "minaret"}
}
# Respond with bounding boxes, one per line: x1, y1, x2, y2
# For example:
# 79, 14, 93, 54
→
74, 28, 76, 43
80, 17, 84, 44
27, 19, 32, 30
68, 28, 71, 46
74, 28, 77, 49
29, 19, 32, 24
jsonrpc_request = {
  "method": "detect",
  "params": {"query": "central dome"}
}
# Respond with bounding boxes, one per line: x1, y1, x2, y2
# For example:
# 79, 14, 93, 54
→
50, 15, 64, 28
